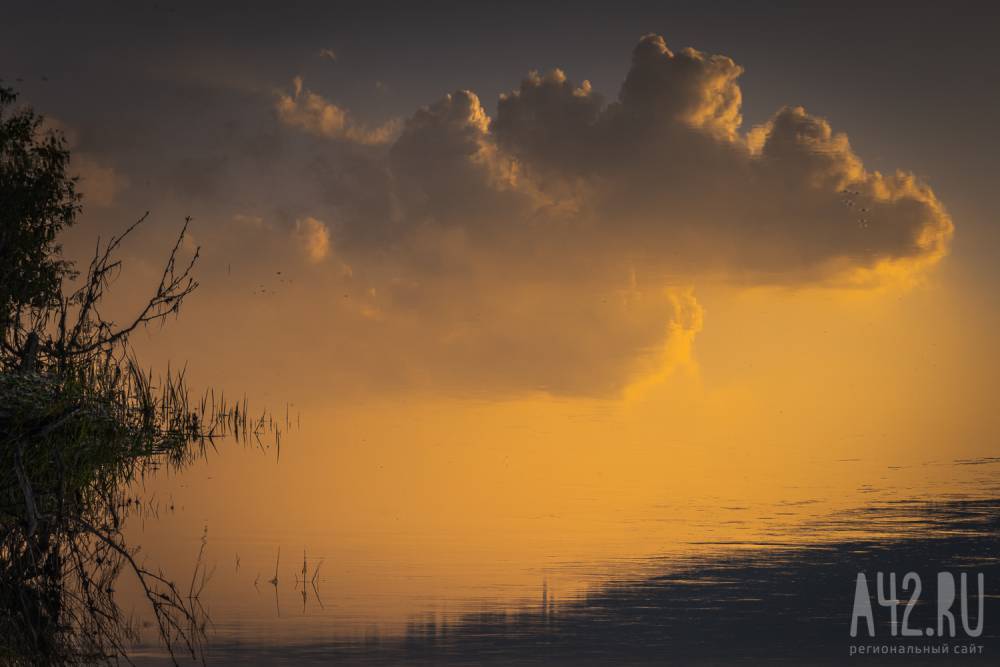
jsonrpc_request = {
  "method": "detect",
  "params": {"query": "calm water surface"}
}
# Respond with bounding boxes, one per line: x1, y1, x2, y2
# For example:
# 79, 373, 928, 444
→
121, 400, 1000, 664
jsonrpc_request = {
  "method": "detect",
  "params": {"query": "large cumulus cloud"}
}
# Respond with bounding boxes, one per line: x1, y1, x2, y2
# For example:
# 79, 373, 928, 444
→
264, 33, 952, 396
486, 34, 951, 284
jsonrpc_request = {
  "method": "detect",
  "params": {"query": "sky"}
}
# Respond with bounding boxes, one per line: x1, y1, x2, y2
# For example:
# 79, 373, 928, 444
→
3, 1, 1000, 462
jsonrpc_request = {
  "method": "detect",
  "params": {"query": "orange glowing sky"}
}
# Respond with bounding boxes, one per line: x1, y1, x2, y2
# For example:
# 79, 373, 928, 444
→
4, 2, 997, 451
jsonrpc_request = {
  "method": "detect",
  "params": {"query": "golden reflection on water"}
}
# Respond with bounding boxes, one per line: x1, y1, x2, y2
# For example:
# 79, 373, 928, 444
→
120, 392, 998, 649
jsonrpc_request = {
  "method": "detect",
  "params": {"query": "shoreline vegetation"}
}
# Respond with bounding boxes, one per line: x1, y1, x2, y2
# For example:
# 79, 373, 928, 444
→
0, 86, 279, 664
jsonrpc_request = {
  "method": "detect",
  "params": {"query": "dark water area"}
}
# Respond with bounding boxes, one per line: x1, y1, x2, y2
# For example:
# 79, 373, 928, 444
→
156, 494, 998, 666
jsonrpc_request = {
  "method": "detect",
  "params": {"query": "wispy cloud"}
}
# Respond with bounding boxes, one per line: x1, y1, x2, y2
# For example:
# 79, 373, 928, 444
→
275, 76, 399, 145
294, 216, 331, 263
